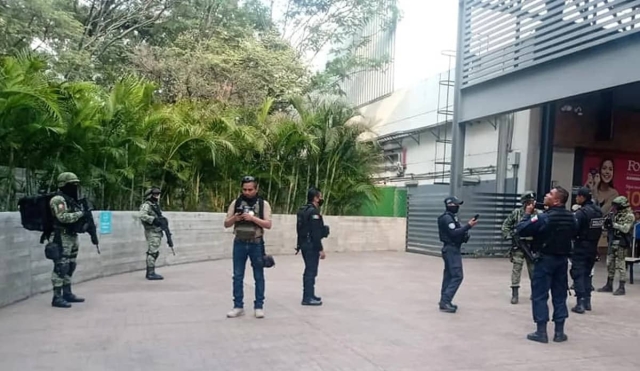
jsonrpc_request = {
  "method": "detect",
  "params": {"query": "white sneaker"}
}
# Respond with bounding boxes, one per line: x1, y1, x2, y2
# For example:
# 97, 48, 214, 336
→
226, 308, 245, 318
254, 308, 265, 318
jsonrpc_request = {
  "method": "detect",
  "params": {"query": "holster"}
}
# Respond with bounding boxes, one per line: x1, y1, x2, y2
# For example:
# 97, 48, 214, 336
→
44, 230, 63, 261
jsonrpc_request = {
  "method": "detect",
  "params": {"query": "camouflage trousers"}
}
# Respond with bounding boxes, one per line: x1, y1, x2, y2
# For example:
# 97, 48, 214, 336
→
51, 233, 80, 289
606, 245, 627, 282
510, 249, 534, 287
145, 229, 163, 268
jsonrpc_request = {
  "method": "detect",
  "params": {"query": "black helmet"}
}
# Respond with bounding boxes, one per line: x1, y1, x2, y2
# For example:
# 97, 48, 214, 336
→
263, 255, 275, 268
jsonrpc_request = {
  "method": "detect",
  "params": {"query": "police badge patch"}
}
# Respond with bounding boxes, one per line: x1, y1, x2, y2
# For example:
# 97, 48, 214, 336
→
312, 214, 320, 219
448, 223, 456, 229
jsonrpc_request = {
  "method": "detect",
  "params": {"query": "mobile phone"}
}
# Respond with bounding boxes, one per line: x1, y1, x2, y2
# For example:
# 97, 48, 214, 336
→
473, 214, 479, 220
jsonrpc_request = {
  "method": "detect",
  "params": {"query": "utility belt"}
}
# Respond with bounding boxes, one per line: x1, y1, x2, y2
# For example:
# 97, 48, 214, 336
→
235, 235, 263, 244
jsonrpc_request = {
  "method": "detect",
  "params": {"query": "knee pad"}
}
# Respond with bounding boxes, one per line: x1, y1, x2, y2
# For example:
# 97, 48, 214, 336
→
55, 262, 70, 277
147, 251, 159, 260
68, 262, 77, 276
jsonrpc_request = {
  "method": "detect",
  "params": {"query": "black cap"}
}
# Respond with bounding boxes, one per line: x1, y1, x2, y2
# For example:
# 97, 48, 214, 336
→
444, 196, 463, 205
577, 187, 591, 198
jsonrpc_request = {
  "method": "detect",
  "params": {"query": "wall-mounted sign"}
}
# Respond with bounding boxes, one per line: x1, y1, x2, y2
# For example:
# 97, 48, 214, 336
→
99, 211, 112, 234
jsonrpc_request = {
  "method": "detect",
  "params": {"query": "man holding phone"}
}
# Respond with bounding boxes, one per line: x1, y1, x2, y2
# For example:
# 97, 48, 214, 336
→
437, 196, 478, 313
224, 176, 272, 319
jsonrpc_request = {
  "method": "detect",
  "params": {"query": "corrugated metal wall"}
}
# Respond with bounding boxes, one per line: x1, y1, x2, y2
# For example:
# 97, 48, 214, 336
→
406, 180, 519, 257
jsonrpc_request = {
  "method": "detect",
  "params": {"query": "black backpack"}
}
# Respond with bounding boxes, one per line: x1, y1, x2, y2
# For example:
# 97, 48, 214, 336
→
17, 192, 57, 243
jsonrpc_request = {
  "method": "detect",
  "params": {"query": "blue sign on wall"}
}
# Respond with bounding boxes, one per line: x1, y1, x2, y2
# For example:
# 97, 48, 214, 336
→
99, 211, 112, 234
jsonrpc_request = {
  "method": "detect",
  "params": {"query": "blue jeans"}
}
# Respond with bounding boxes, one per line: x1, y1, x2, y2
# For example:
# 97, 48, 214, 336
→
531, 254, 569, 324
232, 238, 265, 309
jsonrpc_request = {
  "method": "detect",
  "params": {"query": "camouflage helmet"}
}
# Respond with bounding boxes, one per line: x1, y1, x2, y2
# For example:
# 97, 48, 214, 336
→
144, 186, 161, 199
520, 191, 536, 202
57, 172, 80, 188
612, 196, 630, 209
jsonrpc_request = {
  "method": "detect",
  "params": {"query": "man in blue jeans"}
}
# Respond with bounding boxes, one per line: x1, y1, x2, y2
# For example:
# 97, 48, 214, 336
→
224, 176, 272, 319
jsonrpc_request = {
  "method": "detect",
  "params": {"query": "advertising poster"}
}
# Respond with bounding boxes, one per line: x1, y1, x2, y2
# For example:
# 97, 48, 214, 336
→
581, 150, 640, 215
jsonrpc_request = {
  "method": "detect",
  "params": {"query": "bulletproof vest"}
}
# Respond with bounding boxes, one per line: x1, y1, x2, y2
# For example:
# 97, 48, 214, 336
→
52, 193, 83, 235
296, 204, 313, 242
539, 207, 576, 256
611, 209, 634, 247
438, 211, 463, 246
576, 202, 604, 242
234, 199, 261, 239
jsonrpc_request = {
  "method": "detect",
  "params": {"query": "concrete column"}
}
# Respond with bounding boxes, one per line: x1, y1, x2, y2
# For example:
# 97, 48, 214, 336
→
496, 114, 510, 193
536, 103, 556, 200
450, 0, 467, 197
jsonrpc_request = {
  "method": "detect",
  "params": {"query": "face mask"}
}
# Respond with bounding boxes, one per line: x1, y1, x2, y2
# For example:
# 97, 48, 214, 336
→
241, 194, 257, 205
446, 205, 459, 214
318, 199, 324, 207
61, 184, 79, 200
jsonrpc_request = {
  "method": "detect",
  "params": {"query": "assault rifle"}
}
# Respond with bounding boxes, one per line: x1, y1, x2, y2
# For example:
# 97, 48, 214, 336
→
77, 198, 100, 254
151, 204, 175, 255
511, 234, 537, 263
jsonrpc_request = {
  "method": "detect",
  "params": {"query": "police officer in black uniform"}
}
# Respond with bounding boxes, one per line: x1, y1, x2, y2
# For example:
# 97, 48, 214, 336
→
515, 186, 577, 343
296, 187, 329, 306
570, 187, 603, 314
437, 196, 478, 313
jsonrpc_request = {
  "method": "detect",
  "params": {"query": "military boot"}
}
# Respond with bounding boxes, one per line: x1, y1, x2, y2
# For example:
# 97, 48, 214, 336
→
62, 284, 85, 303
613, 281, 626, 296
596, 278, 613, 292
52, 287, 71, 308
571, 297, 585, 314
301, 298, 322, 306
527, 322, 548, 343
553, 321, 568, 342
510, 286, 519, 304
146, 267, 164, 280
584, 297, 592, 311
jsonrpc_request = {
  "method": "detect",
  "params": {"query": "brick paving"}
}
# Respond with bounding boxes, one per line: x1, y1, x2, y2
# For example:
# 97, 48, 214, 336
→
0, 251, 639, 371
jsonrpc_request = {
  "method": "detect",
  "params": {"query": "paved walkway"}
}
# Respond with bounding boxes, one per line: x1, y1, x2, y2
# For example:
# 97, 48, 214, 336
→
0, 251, 639, 371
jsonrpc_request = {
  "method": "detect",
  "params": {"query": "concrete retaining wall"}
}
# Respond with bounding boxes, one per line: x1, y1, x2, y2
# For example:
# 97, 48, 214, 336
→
0, 212, 406, 308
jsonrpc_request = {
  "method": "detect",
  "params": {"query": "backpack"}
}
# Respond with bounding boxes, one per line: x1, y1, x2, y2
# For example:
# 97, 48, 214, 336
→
233, 197, 264, 220
17, 192, 57, 244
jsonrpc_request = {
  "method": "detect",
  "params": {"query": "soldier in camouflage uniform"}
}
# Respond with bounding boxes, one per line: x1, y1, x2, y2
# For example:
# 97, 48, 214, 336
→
501, 191, 539, 304
49, 172, 87, 308
597, 195, 634, 295
138, 187, 165, 280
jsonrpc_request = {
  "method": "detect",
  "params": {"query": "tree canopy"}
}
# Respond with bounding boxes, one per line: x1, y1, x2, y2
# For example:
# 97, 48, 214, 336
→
0, 0, 399, 214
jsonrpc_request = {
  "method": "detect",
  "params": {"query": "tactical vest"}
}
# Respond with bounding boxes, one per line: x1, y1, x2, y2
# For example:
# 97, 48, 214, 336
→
52, 193, 83, 236
438, 211, 464, 246
538, 207, 576, 256
576, 202, 604, 242
234, 199, 262, 240
612, 210, 634, 247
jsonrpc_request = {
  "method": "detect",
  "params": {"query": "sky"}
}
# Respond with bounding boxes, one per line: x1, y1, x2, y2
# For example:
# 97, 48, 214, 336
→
266, 0, 459, 90
392, 0, 458, 89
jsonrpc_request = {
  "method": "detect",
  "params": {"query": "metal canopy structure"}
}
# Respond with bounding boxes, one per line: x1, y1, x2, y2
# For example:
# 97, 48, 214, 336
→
455, 0, 640, 122
450, 0, 640, 196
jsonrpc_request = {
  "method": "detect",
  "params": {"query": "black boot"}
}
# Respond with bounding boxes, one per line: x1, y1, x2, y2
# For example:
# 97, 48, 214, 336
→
613, 281, 626, 296
301, 297, 322, 306
439, 302, 457, 313
553, 320, 568, 342
62, 284, 85, 303
571, 297, 585, 314
51, 287, 71, 308
597, 277, 613, 292
510, 286, 519, 304
146, 267, 164, 280
527, 322, 548, 343
584, 297, 592, 311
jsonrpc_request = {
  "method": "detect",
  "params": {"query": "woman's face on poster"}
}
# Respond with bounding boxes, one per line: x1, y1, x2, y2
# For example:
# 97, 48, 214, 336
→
600, 160, 614, 184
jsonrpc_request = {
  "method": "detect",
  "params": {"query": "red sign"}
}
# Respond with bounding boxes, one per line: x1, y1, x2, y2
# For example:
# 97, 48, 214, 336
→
581, 151, 640, 213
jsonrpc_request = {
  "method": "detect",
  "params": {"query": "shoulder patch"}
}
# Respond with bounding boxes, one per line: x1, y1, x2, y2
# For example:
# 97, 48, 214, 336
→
57, 203, 65, 211
531, 215, 539, 223
448, 223, 456, 230
312, 214, 320, 219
